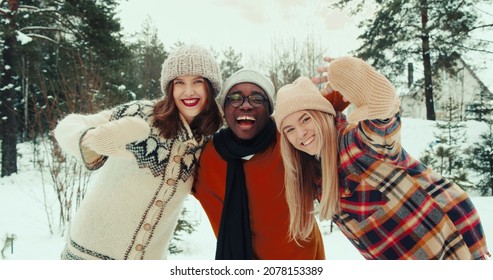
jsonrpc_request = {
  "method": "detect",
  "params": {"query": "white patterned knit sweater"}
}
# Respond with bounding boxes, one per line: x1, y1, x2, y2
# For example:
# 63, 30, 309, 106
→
54, 100, 206, 260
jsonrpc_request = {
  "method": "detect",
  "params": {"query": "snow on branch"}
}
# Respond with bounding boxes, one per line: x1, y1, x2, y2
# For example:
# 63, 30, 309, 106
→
19, 6, 58, 13
16, 31, 32, 45
24, 33, 58, 44
18, 5, 39, 11
20, 26, 62, 32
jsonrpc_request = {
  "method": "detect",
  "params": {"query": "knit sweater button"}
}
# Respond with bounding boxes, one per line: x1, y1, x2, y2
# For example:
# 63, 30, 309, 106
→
143, 223, 151, 231
166, 178, 176, 185
135, 244, 144, 251
155, 200, 163, 207
173, 155, 181, 163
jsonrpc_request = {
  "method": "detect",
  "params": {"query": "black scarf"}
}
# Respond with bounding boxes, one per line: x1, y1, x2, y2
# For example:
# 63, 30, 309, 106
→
213, 119, 277, 260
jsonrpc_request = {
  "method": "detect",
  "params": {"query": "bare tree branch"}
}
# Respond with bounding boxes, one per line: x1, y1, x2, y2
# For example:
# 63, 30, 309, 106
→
468, 23, 493, 32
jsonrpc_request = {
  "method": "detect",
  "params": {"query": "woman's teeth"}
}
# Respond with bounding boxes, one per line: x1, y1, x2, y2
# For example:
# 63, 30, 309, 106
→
302, 136, 314, 146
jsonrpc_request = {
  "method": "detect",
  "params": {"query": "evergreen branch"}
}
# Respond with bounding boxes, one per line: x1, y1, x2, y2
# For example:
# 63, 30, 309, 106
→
435, 39, 493, 54
20, 26, 63, 33
25, 33, 58, 44
52, 10, 87, 39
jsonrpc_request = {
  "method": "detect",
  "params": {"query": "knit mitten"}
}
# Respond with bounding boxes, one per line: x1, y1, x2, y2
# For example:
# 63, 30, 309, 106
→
327, 57, 400, 123
81, 116, 150, 158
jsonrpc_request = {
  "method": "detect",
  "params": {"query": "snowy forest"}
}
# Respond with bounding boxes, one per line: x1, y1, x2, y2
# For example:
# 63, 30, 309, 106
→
1, 0, 493, 259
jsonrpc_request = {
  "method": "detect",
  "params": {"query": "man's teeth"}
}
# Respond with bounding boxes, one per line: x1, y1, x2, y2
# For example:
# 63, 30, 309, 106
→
236, 116, 256, 121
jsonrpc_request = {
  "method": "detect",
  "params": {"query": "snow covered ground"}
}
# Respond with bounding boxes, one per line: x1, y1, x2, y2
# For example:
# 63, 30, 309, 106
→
1, 117, 492, 278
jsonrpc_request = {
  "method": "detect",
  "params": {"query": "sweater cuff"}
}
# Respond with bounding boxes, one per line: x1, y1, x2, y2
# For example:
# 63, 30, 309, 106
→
79, 128, 107, 170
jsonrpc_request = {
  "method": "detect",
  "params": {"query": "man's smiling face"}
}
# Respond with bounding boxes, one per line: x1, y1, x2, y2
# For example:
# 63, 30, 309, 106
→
223, 83, 270, 141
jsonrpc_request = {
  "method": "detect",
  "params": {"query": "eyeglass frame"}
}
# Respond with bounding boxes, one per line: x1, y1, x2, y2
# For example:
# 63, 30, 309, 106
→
225, 93, 268, 108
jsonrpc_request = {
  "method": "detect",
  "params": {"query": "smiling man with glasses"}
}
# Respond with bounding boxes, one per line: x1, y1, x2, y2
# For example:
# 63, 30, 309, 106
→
192, 69, 326, 260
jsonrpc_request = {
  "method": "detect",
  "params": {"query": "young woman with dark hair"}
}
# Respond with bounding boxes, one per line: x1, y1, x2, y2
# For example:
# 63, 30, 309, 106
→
54, 44, 223, 260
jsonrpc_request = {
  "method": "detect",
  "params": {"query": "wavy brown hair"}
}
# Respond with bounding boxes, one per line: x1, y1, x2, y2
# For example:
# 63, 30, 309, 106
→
153, 79, 223, 140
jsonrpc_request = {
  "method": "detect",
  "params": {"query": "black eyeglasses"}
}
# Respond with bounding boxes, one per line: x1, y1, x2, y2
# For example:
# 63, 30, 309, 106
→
225, 93, 267, 108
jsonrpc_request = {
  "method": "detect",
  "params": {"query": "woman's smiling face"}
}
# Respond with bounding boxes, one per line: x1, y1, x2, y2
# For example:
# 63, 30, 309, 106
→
281, 110, 318, 156
172, 75, 208, 124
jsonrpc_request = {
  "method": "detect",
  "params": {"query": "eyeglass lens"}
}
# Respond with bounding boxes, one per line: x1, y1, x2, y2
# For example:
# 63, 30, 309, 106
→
227, 94, 266, 108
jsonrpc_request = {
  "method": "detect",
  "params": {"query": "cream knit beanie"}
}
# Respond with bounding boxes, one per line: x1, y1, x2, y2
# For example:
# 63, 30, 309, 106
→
327, 56, 400, 123
160, 44, 222, 96
217, 69, 275, 114
274, 76, 335, 132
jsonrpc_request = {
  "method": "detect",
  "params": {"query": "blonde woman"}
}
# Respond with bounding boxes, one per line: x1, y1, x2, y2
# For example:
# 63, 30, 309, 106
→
274, 56, 490, 260
54, 45, 223, 260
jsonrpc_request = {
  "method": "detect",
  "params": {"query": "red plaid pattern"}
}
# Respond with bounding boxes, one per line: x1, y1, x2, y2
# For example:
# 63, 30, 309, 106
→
331, 112, 490, 260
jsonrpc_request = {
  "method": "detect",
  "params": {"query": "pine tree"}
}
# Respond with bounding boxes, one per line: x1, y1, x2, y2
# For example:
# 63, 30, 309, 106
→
0, 0, 132, 176
465, 87, 493, 122
331, 0, 493, 121
0, 0, 21, 176
220, 46, 243, 80
168, 206, 198, 255
421, 96, 470, 187
126, 16, 168, 100
466, 123, 493, 196
55, 0, 132, 109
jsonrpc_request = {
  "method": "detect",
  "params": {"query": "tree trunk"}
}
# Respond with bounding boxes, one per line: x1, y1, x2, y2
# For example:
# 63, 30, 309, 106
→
1, 0, 20, 177
420, 0, 436, 120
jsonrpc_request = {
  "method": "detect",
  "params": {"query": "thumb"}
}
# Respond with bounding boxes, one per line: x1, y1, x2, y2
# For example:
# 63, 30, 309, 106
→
325, 90, 350, 112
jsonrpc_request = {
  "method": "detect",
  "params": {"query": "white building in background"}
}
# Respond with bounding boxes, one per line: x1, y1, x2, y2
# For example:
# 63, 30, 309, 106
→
400, 53, 493, 121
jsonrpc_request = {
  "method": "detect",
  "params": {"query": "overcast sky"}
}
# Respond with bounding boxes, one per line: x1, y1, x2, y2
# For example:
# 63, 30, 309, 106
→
116, 0, 493, 88
116, 0, 366, 61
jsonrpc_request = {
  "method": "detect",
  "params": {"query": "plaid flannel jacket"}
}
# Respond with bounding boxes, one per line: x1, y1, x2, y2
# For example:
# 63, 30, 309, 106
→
332, 112, 490, 260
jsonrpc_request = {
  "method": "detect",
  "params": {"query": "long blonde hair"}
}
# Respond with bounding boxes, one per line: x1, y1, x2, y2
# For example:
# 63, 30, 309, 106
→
280, 110, 340, 242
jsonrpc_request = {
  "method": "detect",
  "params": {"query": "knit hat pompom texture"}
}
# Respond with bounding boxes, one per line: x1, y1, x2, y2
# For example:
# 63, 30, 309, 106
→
327, 56, 400, 123
160, 44, 222, 96
274, 76, 335, 131
217, 69, 275, 115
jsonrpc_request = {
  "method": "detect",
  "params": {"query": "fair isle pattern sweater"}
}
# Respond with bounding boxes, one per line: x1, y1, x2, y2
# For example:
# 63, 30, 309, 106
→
331, 112, 490, 259
55, 100, 206, 260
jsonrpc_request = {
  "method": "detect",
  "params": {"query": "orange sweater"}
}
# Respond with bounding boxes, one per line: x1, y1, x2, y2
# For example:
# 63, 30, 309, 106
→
193, 132, 325, 260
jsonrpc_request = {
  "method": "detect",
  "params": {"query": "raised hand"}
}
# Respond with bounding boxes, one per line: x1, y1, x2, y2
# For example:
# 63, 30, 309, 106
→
81, 116, 150, 158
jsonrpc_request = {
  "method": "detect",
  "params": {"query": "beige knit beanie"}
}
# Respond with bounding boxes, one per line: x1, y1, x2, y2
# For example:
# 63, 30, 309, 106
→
160, 44, 222, 96
217, 69, 275, 114
274, 76, 335, 132
327, 56, 400, 123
